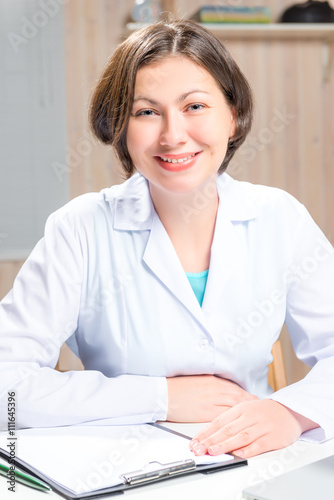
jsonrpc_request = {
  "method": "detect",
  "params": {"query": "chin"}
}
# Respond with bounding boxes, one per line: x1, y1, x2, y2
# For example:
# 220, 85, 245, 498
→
159, 178, 204, 195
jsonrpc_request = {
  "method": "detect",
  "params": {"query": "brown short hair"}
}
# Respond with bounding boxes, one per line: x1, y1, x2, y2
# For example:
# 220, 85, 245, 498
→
90, 20, 253, 177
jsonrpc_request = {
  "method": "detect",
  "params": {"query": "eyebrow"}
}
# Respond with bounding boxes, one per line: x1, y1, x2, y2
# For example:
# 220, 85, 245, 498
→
133, 90, 211, 106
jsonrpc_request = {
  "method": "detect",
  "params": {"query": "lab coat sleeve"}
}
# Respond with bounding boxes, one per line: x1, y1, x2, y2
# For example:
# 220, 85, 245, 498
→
269, 205, 334, 441
0, 209, 168, 429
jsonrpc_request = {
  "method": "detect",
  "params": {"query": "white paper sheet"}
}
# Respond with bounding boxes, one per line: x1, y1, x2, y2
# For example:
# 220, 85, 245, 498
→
0, 425, 232, 495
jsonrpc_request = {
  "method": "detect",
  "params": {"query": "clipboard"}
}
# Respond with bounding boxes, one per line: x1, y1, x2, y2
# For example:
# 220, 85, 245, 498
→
0, 423, 247, 499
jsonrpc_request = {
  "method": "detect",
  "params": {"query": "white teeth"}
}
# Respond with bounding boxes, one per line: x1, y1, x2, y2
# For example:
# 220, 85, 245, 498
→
160, 154, 196, 164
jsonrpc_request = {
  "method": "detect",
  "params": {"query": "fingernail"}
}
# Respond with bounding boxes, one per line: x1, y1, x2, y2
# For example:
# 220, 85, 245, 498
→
193, 444, 206, 455
208, 445, 221, 455
189, 439, 199, 449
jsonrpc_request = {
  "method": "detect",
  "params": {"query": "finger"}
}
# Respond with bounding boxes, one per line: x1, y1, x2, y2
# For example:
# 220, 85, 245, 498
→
204, 422, 262, 456
232, 434, 276, 458
190, 405, 243, 448
191, 409, 269, 457
215, 378, 258, 400
213, 378, 258, 406
190, 413, 248, 455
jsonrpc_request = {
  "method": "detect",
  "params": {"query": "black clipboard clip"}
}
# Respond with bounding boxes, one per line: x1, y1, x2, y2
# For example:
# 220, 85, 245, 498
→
121, 459, 196, 485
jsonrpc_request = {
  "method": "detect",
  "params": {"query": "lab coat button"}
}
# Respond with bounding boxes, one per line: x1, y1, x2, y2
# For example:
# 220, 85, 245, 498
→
199, 339, 209, 349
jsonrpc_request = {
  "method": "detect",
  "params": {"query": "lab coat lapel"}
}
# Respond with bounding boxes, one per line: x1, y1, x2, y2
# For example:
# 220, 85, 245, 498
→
202, 212, 241, 313
143, 212, 207, 327
202, 173, 258, 313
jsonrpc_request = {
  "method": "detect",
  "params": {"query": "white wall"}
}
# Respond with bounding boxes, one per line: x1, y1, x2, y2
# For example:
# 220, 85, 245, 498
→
0, 0, 69, 260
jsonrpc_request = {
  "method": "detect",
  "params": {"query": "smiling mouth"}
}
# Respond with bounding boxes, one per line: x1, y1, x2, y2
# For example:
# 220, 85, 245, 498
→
159, 153, 198, 164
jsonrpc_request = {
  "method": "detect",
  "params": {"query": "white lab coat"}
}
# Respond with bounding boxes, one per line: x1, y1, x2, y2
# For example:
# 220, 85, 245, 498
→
0, 172, 333, 438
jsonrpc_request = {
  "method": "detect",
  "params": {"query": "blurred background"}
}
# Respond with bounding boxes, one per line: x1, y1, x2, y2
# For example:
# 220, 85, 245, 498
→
0, 0, 333, 381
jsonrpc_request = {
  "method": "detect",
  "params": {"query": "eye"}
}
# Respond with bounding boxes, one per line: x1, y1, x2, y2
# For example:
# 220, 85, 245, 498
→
187, 103, 206, 112
133, 109, 157, 117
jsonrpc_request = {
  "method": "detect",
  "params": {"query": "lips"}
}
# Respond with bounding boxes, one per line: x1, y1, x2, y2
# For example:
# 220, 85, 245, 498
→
154, 152, 201, 172
159, 153, 197, 164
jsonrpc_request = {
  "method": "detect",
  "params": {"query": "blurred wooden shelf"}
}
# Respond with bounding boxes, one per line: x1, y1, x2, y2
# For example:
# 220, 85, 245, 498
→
126, 23, 334, 42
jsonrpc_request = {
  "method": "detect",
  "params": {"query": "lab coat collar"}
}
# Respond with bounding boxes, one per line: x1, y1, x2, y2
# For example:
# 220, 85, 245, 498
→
112, 172, 258, 230
216, 172, 258, 222
113, 173, 155, 230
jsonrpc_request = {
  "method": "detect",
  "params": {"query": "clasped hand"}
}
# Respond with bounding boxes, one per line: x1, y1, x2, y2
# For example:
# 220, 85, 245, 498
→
167, 375, 317, 458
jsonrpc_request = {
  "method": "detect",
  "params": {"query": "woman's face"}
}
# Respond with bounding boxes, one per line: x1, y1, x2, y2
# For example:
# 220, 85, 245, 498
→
126, 56, 236, 195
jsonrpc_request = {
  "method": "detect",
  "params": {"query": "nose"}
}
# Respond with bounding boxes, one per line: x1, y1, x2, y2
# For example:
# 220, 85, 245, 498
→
159, 111, 187, 147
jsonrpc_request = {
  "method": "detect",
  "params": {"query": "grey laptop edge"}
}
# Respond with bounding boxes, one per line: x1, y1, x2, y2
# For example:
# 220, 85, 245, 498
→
242, 454, 334, 500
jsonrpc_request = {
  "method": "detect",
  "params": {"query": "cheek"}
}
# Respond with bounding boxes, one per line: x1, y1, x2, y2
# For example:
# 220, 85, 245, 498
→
193, 113, 232, 141
126, 124, 145, 164
127, 122, 157, 158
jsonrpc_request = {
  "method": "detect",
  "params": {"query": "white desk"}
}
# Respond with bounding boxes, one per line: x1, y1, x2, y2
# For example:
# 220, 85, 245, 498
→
1, 423, 333, 500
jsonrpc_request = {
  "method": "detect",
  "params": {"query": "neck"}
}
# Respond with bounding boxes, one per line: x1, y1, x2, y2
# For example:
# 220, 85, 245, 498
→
149, 175, 219, 272
150, 176, 218, 227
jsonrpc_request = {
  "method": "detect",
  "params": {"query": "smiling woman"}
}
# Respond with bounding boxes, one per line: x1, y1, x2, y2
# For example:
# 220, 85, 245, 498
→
1, 21, 334, 460
126, 56, 236, 196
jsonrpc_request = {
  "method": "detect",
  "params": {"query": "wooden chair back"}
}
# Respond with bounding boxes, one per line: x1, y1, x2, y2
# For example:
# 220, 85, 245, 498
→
268, 340, 288, 391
